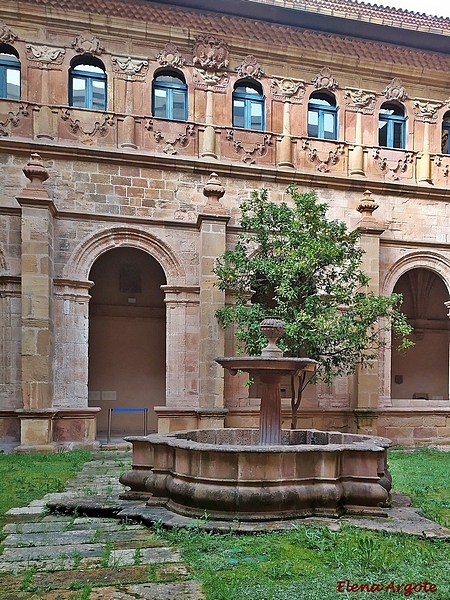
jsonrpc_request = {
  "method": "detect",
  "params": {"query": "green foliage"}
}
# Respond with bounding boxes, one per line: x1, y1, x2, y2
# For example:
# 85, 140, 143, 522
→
214, 186, 412, 383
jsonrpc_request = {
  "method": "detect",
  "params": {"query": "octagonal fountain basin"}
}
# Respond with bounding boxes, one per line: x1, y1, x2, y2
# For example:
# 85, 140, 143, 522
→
120, 428, 392, 521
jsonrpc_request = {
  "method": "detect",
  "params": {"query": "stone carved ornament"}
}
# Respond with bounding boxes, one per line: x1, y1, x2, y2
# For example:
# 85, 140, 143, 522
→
72, 34, 105, 56
193, 35, 229, 70
271, 78, 305, 101
372, 147, 414, 180
344, 89, 376, 111
193, 68, 229, 89
302, 139, 345, 172
26, 44, 65, 64
226, 129, 273, 164
61, 109, 114, 143
382, 78, 408, 102
146, 119, 195, 155
111, 55, 149, 78
312, 67, 338, 91
413, 99, 442, 122
0, 24, 17, 44
0, 104, 29, 137
156, 43, 185, 68
236, 55, 264, 79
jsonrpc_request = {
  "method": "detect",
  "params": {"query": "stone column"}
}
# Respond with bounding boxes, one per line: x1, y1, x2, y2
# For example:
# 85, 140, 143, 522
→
16, 154, 56, 451
201, 89, 217, 159
345, 89, 375, 177
198, 174, 229, 414
417, 119, 431, 184
278, 100, 293, 168
354, 190, 385, 434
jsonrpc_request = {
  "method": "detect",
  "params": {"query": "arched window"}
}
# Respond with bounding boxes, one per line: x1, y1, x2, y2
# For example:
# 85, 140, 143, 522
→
307, 91, 337, 140
0, 45, 20, 100
232, 80, 264, 131
152, 71, 187, 121
442, 112, 450, 154
69, 57, 107, 110
378, 102, 405, 149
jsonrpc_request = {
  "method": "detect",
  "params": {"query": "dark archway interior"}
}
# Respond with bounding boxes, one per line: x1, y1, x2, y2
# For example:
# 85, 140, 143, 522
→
88, 247, 166, 437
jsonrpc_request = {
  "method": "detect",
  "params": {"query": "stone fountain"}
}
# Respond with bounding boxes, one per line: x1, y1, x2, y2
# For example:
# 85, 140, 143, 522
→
120, 318, 391, 521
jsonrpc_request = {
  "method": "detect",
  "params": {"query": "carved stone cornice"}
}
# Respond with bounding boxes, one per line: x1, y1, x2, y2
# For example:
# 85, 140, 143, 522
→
0, 24, 17, 44
193, 35, 229, 70
413, 99, 443, 122
382, 78, 407, 102
344, 89, 376, 113
312, 67, 338, 91
236, 55, 264, 80
155, 43, 185, 69
111, 55, 149, 79
25, 44, 65, 66
271, 78, 305, 102
0, 104, 29, 137
146, 120, 195, 155
72, 34, 105, 56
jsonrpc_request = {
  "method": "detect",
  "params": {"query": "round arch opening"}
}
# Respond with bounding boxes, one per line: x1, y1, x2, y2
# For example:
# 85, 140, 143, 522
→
88, 247, 166, 439
391, 267, 449, 404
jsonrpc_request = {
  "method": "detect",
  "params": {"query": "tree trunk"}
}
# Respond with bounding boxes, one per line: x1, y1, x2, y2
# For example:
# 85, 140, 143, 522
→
291, 372, 306, 429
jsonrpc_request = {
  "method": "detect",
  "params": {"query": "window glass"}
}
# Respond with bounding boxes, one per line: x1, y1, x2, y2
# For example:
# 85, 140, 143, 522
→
232, 81, 264, 130
0, 50, 20, 100
71, 77, 86, 107
69, 61, 106, 110
172, 90, 186, 121
378, 103, 405, 149
441, 114, 450, 154
6, 67, 20, 100
307, 92, 337, 140
152, 71, 187, 121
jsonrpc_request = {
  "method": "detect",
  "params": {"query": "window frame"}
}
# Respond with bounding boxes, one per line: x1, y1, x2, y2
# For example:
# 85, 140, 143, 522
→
307, 91, 338, 140
0, 48, 21, 100
442, 113, 450, 154
152, 71, 187, 121
69, 60, 107, 111
378, 102, 406, 149
232, 81, 265, 131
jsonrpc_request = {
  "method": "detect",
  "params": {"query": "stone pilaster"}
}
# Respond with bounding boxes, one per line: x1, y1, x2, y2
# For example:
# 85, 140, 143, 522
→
354, 190, 385, 433
16, 154, 56, 451
198, 174, 229, 409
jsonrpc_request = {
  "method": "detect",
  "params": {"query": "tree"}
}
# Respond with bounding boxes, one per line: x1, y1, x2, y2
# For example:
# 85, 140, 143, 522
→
214, 185, 413, 428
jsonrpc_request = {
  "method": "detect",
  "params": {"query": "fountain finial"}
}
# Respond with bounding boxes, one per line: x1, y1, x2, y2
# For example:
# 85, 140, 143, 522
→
260, 317, 285, 357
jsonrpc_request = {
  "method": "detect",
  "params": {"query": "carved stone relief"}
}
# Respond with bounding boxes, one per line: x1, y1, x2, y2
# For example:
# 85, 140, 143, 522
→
302, 139, 344, 172
193, 35, 229, 70
61, 109, 114, 144
0, 104, 29, 137
72, 34, 105, 56
26, 44, 65, 65
236, 55, 264, 79
192, 68, 229, 90
372, 148, 414, 180
344, 89, 376, 112
382, 78, 407, 102
111, 56, 149, 79
225, 129, 273, 164
0, 24, 17, 44
312, 67, 338, 91
146, 120, 195, 155
413, 100, 442, 122
156, 43, 185, 68
271, 78, 305, 102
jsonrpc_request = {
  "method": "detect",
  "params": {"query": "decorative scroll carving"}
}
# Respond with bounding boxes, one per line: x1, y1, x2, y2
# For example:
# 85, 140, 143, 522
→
271, 78, 305, 102
61, 109, 114, 143
382, 78, 407, 102
0, 24, 17, 44
146, 120, 195, 155
26, 44, 65, 65
312, 67, 338, 91
413, 100, 442, 122
344, 89, 376, 112
372, 148, 414, 180
193, 35, 229, 70
111, 56, 148, 79
72, 34, 105, 56
236, 55, 264, 79
156, 43, 185, 68
193, 68, 228, 90
433, 154, 450, 177
226, 129, 273, 164
0, 104, 29, 137
302, 139, 344, 172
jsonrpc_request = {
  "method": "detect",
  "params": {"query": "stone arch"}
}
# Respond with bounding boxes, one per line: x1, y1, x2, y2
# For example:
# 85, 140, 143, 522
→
63, 226, 186, 284
382, 251, 450, 297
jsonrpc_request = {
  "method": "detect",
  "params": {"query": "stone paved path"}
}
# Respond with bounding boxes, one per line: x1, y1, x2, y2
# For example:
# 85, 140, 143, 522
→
0, 450, 204, 600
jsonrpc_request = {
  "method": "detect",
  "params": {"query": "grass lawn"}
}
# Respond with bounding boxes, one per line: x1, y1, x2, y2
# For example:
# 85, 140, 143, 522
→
155, 448, 450, 600
0, 449, 91, 537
